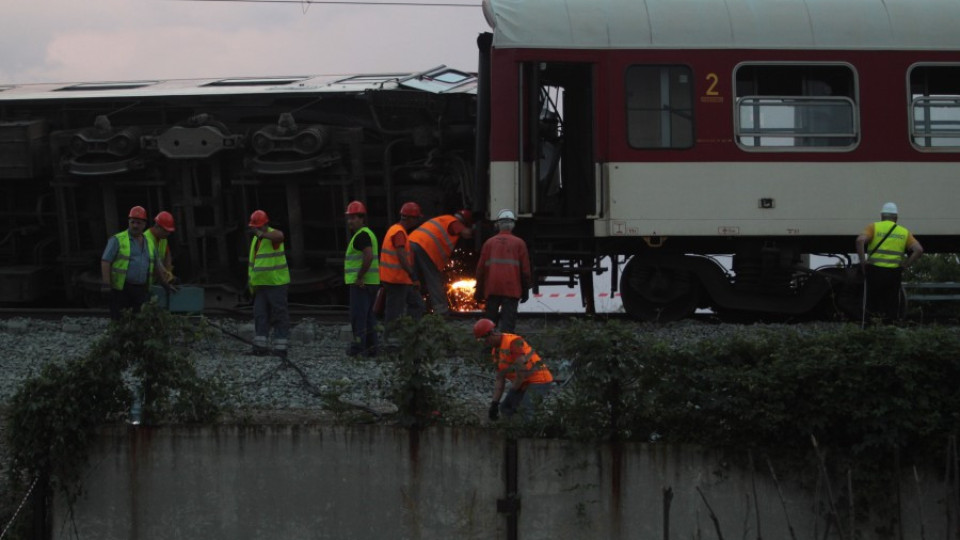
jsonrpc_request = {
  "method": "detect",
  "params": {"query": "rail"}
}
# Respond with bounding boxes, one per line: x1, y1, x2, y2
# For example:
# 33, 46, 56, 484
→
903, 282, 960, 302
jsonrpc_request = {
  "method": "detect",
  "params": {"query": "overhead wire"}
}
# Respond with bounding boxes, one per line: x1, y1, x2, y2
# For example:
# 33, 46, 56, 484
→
168, 0, 479, 6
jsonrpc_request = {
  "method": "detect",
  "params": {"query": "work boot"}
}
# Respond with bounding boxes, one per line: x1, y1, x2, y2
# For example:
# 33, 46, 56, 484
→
252, 336, 268, 356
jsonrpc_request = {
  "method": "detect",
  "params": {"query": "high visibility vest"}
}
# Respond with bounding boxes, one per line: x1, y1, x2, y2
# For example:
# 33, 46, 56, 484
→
110, 231, 156, 290
867, 221, 909, 269
379, 223, 413, 285
494, 333, 554, 389
408, 215, 460, 270
345, 227, 380, 285
144, 228, 168, 262
248, 228, 290, 286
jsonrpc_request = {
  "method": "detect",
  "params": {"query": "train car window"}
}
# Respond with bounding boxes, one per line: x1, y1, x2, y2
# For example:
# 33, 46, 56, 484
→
625, 65, 694, 149
734, 64, 858, 150
56, 81, 158, 91
909, 65, 960, 150
205, 77, 308, 87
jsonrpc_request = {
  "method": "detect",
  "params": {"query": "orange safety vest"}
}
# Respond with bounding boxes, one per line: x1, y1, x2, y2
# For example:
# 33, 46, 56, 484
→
494, 333, 553, 389
408, 215, 460, 270
380, 223, 414, 284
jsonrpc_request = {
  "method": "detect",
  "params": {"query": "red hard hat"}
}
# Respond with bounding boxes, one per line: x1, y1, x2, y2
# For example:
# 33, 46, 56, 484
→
249, 209, 269, 228
155, 211, 175, 232
400, 201, 422, 218
345, 200, 367, 215
128, 206, 148, 221
473, 318, 496, 339
455, 209, 474, 225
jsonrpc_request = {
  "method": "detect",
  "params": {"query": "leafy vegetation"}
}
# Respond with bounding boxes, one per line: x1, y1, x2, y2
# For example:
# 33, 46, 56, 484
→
4, 302, 223, 511
384, 315, 470, 428
517, 320, 960, 531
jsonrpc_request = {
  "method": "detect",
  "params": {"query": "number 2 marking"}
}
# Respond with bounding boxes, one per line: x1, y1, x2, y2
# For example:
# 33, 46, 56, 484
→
705, 73, 719, 96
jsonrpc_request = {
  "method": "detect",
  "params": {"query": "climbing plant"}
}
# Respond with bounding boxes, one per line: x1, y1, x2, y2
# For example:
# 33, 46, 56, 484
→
384, 314, 467, 428
4, 302, 224, 507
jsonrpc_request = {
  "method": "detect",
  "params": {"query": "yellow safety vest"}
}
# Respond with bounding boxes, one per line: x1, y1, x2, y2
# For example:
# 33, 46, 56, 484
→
867, 221, 909, 269
144, 228, 168, 263
248, 228, 291, 286
345, 227, 380, 285
110, 231, 156, 290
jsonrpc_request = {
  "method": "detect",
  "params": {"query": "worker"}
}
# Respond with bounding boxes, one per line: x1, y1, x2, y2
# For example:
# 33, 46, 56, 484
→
345, 200, 380, 357
379, 201, 425, 337
145, 211, 175, 282
856, 202, 924, 323
247, 209, 290, 357
474, 318, 554, 421
101, 205, 174, 321
408, 209, 475, 315
474, 209, 532, 333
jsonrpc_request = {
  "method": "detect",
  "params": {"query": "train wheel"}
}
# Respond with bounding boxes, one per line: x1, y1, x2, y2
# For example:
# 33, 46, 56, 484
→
620, 256, 701, 322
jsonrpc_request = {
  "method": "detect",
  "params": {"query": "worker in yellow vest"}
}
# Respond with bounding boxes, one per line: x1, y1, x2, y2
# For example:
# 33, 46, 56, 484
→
345, 200, 380, 357
856, 202, 923, 323
101, 205, 174, 321
248, 209, 290, 357
474, 318, 554, 421
145, 211, 175, 282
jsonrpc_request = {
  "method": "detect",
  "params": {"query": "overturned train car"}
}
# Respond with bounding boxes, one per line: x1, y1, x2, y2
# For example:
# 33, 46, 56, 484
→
0, 67, 477, 307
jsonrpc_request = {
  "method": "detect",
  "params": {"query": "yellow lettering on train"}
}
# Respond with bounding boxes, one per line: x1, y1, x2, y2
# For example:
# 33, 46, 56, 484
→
705, 73, 720, 96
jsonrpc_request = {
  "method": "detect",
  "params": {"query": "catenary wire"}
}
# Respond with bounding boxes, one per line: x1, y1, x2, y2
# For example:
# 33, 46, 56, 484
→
168, 0, 479, 7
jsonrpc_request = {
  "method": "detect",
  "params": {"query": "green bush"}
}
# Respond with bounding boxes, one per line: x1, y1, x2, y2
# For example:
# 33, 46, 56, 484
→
385, 315, 468, 428
541, 322, 960, 458
5, 302, 224, 506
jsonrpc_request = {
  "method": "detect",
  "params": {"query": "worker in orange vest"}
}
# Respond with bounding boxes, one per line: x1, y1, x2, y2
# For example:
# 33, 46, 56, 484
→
474, 318, 554, 421
379, 202, 425, 336
408, 209, 475, 315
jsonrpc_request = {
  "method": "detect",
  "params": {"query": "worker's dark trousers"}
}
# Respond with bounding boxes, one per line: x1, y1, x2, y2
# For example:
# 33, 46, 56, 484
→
865, 265, 903, 323
500, 382, 555, 420
411, 243, 449, 315
253, 284, 290, 343
349, 284, 379, 357
484, 295, 519, 333
110, 283, 150, 321
382, 282, 424, 338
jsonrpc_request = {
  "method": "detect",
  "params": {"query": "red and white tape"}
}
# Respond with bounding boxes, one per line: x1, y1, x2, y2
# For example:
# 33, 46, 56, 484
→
532, 292, 622, 299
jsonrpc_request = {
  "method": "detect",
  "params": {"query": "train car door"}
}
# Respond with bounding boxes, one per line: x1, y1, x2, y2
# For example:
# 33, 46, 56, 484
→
519, 62, 596, 220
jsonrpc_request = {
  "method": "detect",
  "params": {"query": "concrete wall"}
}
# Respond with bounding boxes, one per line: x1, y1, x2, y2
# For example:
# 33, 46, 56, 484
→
56, 426, 953, 539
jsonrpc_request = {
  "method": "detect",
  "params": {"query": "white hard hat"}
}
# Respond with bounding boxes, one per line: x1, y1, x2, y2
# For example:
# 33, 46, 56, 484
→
497, 209, 516, 221
881, 202, 898, 214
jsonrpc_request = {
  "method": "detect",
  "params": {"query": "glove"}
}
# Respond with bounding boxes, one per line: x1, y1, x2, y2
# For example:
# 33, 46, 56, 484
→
520, 289, 530, 304
488, 401, 500, 421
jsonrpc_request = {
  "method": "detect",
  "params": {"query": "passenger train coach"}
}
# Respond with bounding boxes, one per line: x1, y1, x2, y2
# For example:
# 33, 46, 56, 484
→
478, 0, 960, 320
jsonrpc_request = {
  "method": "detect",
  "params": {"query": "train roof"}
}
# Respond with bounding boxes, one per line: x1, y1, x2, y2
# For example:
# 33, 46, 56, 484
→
0, 66, 476, 101
483, 0, 960, 51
